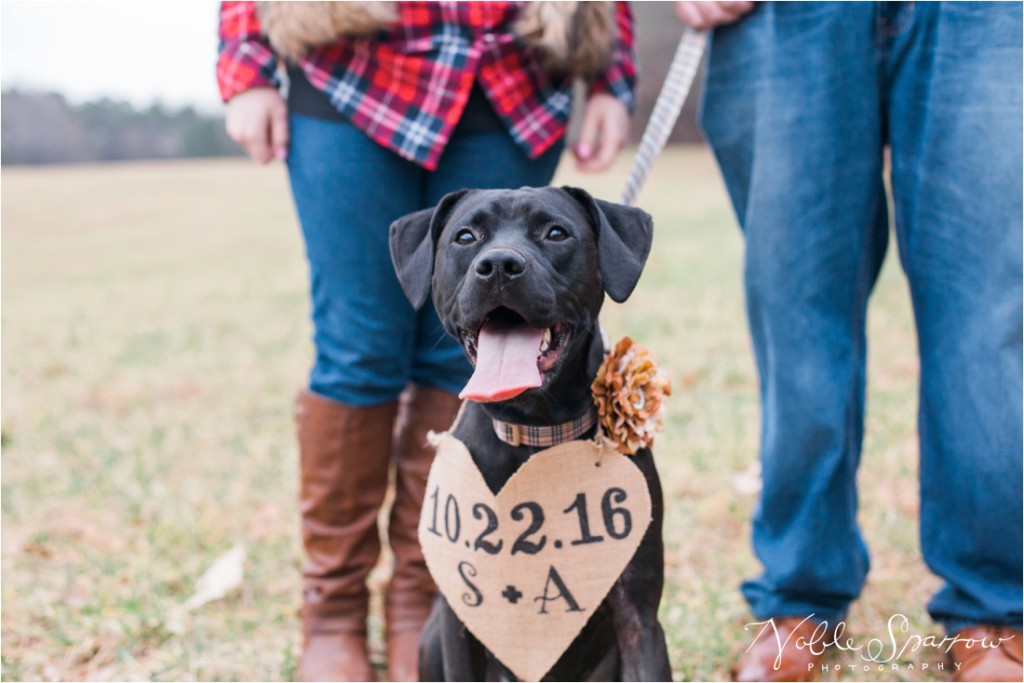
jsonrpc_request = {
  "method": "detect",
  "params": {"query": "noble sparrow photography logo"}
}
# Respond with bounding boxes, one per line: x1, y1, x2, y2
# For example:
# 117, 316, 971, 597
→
744, 614, 1018, 674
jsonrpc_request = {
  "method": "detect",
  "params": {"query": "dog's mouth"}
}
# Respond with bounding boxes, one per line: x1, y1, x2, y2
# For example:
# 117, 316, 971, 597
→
458, 306, 572, 403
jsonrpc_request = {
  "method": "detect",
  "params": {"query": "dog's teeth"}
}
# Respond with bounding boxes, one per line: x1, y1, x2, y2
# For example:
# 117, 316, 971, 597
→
542, 328, 552, 344
540, 339, 550, 352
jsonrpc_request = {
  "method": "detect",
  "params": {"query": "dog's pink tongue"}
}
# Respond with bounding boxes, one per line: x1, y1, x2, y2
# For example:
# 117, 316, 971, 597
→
460, 321, 544, 403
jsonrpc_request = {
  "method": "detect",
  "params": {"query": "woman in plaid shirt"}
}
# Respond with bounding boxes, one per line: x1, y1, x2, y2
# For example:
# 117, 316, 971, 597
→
217, 3, 637, 680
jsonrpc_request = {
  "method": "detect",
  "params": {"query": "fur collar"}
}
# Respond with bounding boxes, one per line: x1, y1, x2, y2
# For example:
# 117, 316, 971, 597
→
256, 1, 615, 80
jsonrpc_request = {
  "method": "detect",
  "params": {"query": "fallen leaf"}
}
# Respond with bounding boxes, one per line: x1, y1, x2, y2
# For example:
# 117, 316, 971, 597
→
182, 543, 246, 611
167, 543, 246, 633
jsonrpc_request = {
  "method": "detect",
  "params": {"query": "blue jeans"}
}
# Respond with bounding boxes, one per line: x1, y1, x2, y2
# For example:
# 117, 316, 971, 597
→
287, 115, 562, 406
701, 2, 1023, 631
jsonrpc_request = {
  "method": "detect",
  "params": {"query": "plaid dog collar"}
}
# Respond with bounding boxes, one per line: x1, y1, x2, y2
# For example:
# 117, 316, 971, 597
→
492, 408, 598, 448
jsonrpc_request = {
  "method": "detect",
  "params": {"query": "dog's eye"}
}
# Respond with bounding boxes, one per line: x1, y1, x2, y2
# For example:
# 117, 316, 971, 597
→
546, 226, 569, 242
454, 228, 477, 245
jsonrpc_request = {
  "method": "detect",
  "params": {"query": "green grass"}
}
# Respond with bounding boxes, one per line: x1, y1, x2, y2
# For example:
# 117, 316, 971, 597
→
2, 150, 942, 681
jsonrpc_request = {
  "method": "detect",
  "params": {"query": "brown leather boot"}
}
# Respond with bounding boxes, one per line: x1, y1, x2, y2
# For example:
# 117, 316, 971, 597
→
384, 385, 463, 681
296, 390, 397, 683
950, 626, 1023, 682
733, 616, 831, 682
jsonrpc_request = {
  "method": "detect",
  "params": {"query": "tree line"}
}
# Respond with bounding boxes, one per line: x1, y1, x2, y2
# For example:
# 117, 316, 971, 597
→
1, 90, 243, 165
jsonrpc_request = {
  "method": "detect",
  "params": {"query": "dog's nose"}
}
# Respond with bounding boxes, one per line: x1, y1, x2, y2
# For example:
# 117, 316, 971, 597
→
474, 249, 527, 281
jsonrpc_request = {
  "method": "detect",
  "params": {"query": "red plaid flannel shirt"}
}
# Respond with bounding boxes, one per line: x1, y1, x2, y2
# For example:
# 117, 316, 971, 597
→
217, 2, 637, 170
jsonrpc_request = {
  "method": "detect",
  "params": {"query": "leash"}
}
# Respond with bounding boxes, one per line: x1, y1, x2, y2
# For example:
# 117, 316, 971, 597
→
619, 28, 708, 207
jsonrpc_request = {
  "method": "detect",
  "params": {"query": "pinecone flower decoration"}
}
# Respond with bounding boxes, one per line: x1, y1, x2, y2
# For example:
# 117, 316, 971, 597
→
592, 337, 672, 455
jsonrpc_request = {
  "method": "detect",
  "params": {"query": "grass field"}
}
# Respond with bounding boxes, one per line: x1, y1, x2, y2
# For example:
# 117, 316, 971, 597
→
2, 148, 945, 681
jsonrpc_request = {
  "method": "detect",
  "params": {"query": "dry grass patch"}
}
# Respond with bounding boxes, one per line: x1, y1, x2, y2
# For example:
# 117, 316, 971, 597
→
3, 150, 941, 681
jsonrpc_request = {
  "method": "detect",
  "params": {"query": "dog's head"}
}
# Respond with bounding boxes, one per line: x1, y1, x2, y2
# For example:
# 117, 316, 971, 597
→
390, 186, 652, 408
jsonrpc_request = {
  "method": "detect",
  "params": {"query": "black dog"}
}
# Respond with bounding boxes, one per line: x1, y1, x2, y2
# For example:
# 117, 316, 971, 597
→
390, 186, 671, 681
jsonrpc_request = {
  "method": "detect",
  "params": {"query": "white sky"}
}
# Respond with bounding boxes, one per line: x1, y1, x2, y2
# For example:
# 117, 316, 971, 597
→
1, 1, 224, 112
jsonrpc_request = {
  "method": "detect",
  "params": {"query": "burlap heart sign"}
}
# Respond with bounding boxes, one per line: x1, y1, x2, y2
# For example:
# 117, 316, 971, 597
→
419, 432, 653, 681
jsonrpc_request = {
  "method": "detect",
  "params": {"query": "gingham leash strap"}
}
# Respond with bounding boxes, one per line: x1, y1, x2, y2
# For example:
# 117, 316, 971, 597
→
493, 408, 598, 448
620, 28, 708, 207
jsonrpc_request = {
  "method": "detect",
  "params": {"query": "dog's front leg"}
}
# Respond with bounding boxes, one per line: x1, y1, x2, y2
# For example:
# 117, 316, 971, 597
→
437, 596, 482, 681
607, 578, 671, 681
608, 449, 672, 681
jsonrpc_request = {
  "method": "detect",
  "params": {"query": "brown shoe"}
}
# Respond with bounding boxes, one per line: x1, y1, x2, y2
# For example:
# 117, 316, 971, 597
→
296, 390, 397, 682
733, 616, 831, 682
950, 626, 1023, 682
384, 385, 462, 682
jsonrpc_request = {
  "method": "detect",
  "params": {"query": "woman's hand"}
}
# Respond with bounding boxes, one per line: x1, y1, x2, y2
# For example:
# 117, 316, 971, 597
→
674, 1, 754, 30
574, 93, 630, 173
225, 87, 289, 164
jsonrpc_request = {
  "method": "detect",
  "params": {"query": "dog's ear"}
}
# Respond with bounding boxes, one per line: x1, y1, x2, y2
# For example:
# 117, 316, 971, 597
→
389, 189, 472, 310
560, 186, 653, 303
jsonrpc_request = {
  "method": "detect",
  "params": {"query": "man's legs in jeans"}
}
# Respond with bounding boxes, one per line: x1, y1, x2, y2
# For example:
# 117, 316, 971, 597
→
885, 2, 1023, 632
704, 3, 1024, 678
702, 3, 885, 625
